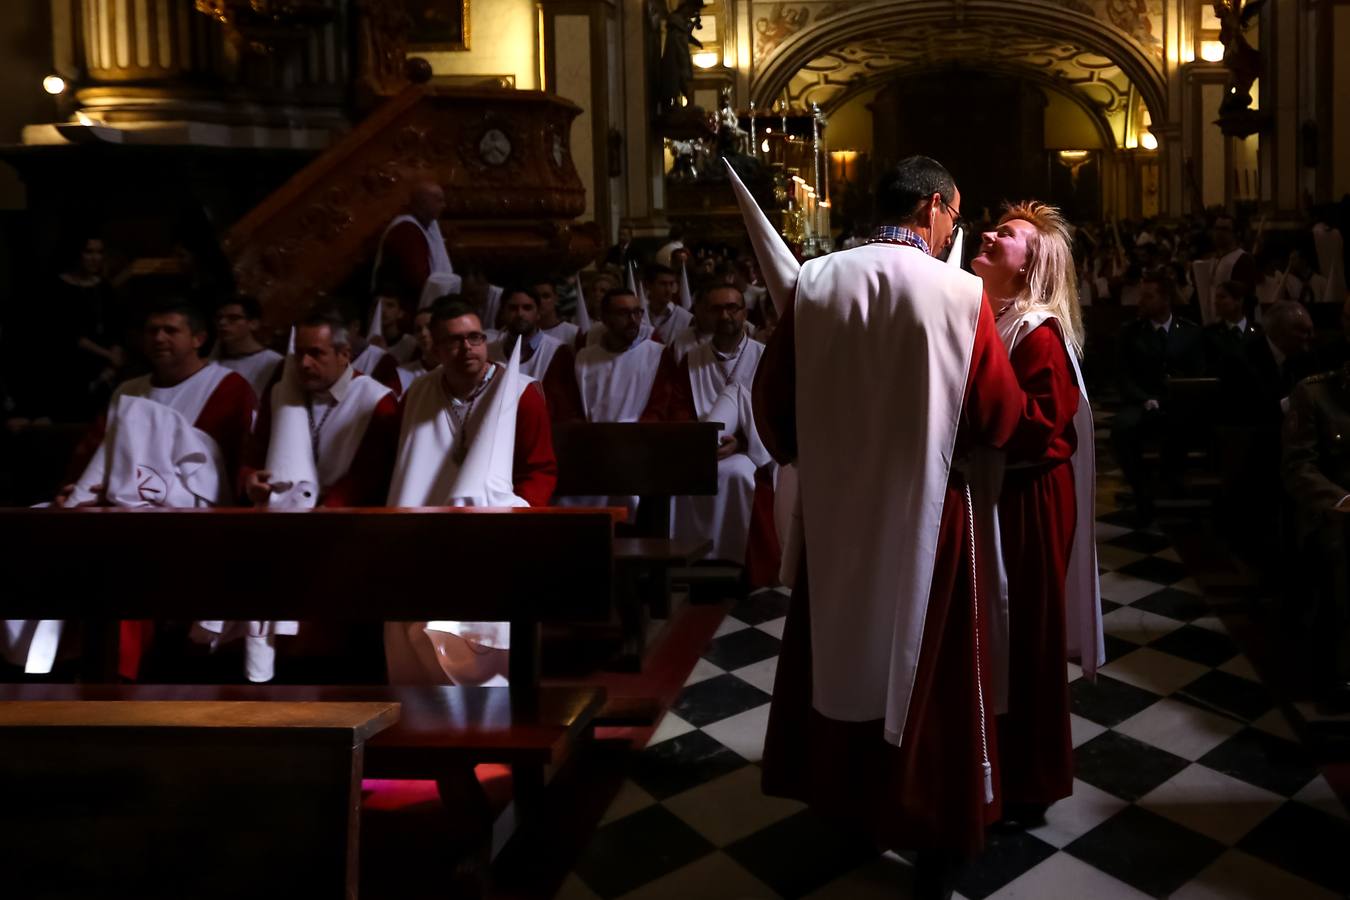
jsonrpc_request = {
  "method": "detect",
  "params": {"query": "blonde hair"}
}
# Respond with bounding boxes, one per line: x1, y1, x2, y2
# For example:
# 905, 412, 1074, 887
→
997, 201, 1085, 357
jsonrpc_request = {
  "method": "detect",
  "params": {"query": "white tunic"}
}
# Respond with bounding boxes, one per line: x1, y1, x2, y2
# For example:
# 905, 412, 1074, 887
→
647, 303, 694, 345
669, 325, 712, 364
672, 337, 770, 563
793, 244, 981, 747
217, 348, 282, 403
396, 359, 433, 394
542, 321, 579, 346
575, 339, 666, 423
586, 320, 654, 348
352, 344, 391, 379
488, 331, 564, 382
373, 213, 455, 307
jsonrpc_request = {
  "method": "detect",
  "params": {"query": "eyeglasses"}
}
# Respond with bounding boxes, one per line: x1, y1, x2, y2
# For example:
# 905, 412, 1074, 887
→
943, 199, 962, 229
609, 308, 645, 320
436, 331, 487, 348
709, 302, 745, 315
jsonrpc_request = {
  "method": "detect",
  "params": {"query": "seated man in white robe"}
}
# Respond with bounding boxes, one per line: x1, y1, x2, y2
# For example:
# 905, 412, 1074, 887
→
347, 301, 402, 392
489, 287, 583, 422
233, 311, 400, 682
643, 263, 694, 344
395, 307, 437, 393
533, 276, 578, 347
385, 298, 558, 684
669, 281, 717, 363
14, 301, 257, 680
575, 288, 669, 423
212, 294, 282, 402
643, 284, 770, 564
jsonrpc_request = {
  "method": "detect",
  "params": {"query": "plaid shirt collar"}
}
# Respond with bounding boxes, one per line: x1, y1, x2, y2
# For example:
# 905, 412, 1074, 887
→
867, 225, 930, 255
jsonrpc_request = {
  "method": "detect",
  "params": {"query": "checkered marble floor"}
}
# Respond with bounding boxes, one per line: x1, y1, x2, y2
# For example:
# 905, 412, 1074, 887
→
558, 407, 1350, 899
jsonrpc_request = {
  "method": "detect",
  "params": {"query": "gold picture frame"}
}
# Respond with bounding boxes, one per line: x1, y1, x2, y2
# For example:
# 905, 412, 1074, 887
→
407, 0, 471, 52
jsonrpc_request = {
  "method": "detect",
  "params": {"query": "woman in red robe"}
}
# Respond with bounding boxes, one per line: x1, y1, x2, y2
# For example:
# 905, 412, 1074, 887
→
971, 202, 1088, 824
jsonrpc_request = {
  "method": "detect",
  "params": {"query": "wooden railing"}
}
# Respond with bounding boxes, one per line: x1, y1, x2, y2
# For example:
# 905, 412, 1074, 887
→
224, 84, 601, 327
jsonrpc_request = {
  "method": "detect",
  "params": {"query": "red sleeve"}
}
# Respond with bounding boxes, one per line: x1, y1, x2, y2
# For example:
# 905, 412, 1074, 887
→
238, 377, 275, 501
640, 347, 694, 421
378, 221, 431, 300
512, 383, 558, 507
752, 299, 797, 464
371, 353, 403, 395
961, 295, 1023, 450
195, 372, 257, 487
1002, 321, 1080, 462
65, 415, 108, 484
541, 345, 585, 423
320, 392, 402, 507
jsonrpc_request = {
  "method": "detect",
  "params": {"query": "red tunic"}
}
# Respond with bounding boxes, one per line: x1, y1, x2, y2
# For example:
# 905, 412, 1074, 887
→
507, 382, 559, 507
755, 296, 1024, 855
996, 321, 1079, 807
537, 343, 585, 424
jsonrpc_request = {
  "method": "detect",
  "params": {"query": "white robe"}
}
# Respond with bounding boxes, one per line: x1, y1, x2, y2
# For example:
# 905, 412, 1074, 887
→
647, 303, 694, 345
4, 366, 234, 674
793, 244, 982, 748
385, 354, 532, 684
396, 359, 433, 394
575, 339, 666, 423
541, 321, 579, 346
373, 213, 456, 308
217, 348, 282, 404
669, 326, 712, 364
586, 320, 654, 348
672, 337, 770, 563
488, 332, 565, 383
352, 344, 391, 379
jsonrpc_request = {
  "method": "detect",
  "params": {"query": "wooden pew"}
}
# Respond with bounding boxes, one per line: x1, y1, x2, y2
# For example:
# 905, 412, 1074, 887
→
552, 422, 720, 664
0, 699, 398, 900
0, 506, 618, 893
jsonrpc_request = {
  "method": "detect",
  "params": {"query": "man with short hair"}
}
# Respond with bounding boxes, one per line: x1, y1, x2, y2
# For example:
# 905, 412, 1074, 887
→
371, 285, 419, 364
1111, 269, 1206, 523
213, 294, 282, 401
575, 289, 669, 422
385, 298, 557, 684
747, 155, 1031, 896
643, 284, 771, 568
372, 180, 457, 307
1203, 280, 1260, 369
243, 312, 400, 509
396, 307, 437, 393
670, 280, 719, 363
28, 301, 257, 680
532, 277, 579, 347
641, 263, 694, 344
1208, 213, 1259, 320
489, 287, 583, 422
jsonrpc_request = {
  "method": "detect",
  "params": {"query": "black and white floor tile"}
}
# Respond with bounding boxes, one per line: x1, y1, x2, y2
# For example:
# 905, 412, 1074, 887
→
558, 411, 1350, 899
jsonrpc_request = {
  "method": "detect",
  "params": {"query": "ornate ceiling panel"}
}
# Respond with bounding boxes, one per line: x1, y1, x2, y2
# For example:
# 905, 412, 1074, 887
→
786, 23, 1134, 144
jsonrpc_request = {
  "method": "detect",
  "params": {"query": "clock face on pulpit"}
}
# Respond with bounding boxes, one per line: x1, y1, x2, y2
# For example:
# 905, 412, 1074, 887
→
479, 128, 512, 166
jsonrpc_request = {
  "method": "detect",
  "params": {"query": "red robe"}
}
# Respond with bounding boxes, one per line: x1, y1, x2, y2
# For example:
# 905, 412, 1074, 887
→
536, 343, 585, 424
996, 321, 1079, 807
754, 296, 1023, 855
500, 381, 558, 507
376, 220, 433, 309
67, 368, 257, 680
241, 384, 403, 508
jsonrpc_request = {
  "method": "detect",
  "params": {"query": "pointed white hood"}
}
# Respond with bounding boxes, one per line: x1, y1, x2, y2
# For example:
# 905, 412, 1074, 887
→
265, 330, 320, 508
947, 226, 964, 268
574, 272, 593, 334
723, 158, 800, 316
678, 263, 694, 310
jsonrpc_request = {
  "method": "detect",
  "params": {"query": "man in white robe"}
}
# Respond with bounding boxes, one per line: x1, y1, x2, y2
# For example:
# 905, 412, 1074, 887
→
212, 294, 282, 402
370, 287, 419, 364
12, 302, 257, 679
488, 287, 583, 422
372, 180, 457, 309
532, 277, 579, 346
575, 289, 668, 423
396, 307, 437, 393
643, 264, 694, 344
644, 284, 768, 564
384, 300, 557, 684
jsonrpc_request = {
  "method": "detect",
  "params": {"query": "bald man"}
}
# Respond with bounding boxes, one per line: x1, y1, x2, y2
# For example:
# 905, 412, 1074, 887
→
372, 181, 456, 307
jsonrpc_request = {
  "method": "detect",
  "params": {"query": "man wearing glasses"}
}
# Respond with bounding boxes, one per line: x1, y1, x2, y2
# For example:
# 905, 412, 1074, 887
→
743, 155, 1026, 899
575, 288, 670, 423
384, 296, 558, 683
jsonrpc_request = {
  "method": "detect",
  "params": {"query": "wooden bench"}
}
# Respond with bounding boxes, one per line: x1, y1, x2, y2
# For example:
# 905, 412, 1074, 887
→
0, 507, 616, 888
0, 698, 398, 899
553, 422, 720, 664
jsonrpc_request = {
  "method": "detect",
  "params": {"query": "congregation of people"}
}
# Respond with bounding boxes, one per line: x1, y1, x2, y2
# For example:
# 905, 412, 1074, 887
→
1, 162, 1348, 899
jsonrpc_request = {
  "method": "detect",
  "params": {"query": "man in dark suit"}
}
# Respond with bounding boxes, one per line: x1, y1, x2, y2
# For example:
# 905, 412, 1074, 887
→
1204, 280, 1261, 372
1220, 301, 1318, 427
1111, 270, 1207, 524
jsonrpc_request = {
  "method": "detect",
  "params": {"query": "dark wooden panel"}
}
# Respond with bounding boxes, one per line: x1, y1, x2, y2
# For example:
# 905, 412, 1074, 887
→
0, 685, 604, 769
0, 701, 396, 899
553, 422, 720, 496
0, 507, 612, 623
